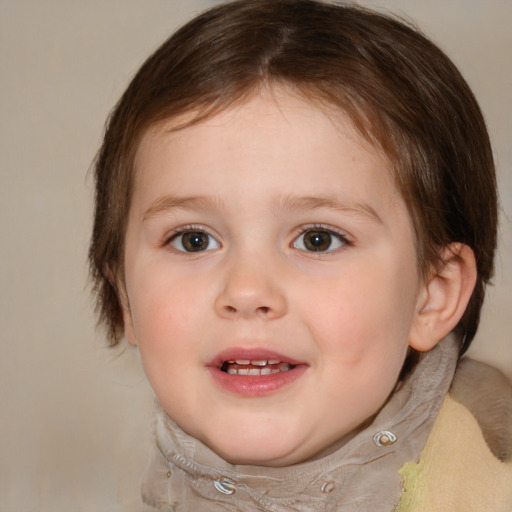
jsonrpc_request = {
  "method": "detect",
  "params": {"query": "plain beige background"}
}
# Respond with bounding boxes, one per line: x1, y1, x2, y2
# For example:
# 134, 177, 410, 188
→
0, 1, 510, 510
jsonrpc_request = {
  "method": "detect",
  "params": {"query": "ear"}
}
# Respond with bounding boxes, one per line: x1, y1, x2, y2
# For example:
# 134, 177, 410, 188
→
104, 263, 138, 346
121, 298, 138, 346
409, 243, 477, 352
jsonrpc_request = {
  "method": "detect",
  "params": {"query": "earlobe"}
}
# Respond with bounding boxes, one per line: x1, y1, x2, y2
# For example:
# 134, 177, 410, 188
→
105, 263, 138, 346
409, 243, 477, 352
119, 289, 138, 346
102, 263, 117, 288
121, 301, 138, 346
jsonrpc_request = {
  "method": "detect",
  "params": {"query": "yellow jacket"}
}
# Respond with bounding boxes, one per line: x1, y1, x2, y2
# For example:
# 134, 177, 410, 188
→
397, 378, 512, 511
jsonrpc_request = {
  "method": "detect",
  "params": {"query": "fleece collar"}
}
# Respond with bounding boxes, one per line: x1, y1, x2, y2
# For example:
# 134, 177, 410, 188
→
142, 336, 459, 511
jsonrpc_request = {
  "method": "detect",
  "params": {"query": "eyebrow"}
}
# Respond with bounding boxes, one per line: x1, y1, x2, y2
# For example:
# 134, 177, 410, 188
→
143, 193, 382, 224
143, 195, 225, 221
273, 195, 383, 224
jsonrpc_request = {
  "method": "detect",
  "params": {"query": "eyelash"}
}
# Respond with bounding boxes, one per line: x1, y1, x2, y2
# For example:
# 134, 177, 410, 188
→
164, 225, 220, 253
291, 224, 351, 253
163, 224, 352, 254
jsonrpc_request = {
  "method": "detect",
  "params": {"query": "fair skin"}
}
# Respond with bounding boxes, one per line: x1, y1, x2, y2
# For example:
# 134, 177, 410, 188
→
121, 89, 476, 466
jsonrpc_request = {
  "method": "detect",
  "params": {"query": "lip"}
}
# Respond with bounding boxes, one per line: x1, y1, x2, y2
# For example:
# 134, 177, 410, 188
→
208, 348, 304, 369
207, 347, 308, 397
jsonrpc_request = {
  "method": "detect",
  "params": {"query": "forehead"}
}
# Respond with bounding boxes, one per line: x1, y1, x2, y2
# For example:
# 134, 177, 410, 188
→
136, 89, 391, 176
131, 89, 402, 215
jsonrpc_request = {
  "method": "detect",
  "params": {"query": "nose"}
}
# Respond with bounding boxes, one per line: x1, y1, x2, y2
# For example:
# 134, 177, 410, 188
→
213, 256, 288, 320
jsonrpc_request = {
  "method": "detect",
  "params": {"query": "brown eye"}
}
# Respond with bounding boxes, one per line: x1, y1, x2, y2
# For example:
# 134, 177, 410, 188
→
170, 231, 220, 252
293, 229, 346, 252
303, 231, 332, 251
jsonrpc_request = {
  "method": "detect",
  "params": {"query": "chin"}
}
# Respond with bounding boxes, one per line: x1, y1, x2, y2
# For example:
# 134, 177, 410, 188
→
186, 408, 315, 466
221, 449, 295, 467
206, 433, 301, 467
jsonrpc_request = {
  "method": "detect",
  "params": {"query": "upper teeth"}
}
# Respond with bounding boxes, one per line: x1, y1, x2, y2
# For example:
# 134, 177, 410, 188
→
222, 360, 292, 376
227, 359, 281, 366
228, 367, 282, 375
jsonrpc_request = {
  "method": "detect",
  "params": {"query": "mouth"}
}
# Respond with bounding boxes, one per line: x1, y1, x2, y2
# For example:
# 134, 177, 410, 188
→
220, 359, 295, 376
208, 349, 306, 396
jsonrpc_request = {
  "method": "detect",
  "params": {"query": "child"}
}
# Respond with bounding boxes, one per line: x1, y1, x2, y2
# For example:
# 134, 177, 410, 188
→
89, 0, 512, 510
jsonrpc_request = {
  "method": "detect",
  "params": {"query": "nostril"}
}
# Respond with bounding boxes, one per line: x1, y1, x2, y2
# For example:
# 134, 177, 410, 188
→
223, 304, 271, 315
214, 286, 287, 319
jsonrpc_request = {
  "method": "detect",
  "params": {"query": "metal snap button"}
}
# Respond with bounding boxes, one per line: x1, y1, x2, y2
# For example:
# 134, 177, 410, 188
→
321, 481, 335, 493
213, 477, 237, 495
373, 430, 397, 447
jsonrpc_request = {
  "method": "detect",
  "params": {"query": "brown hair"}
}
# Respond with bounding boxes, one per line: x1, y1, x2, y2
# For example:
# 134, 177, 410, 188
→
89, 0, 497, 352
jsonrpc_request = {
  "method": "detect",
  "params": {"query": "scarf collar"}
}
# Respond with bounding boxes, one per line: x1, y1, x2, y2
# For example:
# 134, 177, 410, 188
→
142, 335, 460, 511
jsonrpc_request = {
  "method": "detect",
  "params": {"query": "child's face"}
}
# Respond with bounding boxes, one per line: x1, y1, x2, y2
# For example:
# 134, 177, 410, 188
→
122, 89, 424, 466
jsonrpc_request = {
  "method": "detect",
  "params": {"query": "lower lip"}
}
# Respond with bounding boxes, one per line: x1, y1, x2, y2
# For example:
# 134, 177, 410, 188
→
208, 365, 308, 397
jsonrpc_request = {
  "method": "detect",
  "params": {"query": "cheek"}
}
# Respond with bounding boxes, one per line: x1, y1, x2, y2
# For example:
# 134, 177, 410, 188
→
127, 276, 204, 399
301, 258, 418, 358
128, 267, 202, 351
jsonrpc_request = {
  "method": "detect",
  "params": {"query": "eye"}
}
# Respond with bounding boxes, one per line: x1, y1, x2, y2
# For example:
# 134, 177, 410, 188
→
169, 230, 220, 252
292, 228, 347, 252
